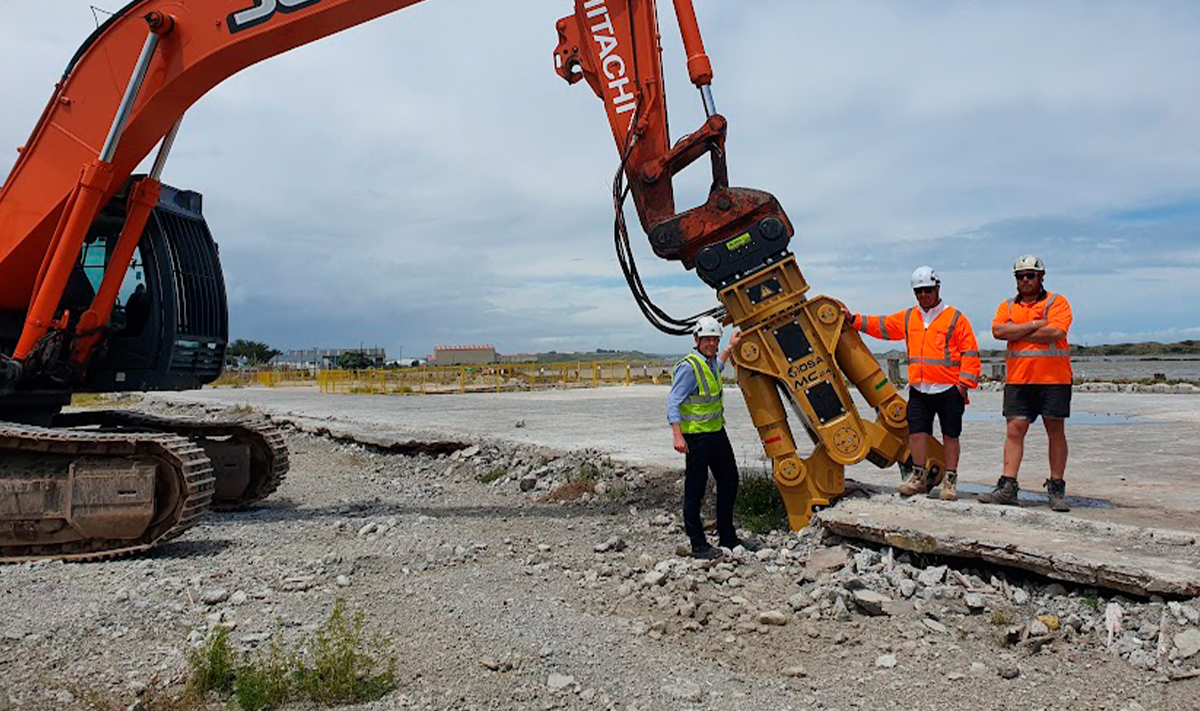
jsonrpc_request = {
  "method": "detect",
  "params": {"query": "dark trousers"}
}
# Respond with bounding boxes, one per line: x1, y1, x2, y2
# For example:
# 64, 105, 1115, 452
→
682, 429, 739, 548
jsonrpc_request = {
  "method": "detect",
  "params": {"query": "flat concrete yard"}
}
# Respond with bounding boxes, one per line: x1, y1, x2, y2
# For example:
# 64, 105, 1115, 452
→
154, 384, 1200, 535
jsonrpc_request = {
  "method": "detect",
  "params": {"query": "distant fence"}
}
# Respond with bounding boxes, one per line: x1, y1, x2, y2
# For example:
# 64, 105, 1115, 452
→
209, 370, 318, 388
316, 361, 676, 395
211, 354, 1199, 394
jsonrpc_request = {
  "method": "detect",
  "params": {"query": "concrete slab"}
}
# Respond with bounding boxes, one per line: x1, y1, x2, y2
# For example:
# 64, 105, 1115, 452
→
151, 384, 1200, 534
817, 497, 1200, 597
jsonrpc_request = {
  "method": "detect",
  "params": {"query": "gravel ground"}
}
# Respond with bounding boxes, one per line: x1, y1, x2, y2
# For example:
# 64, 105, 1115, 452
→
2, 405, 1199, 711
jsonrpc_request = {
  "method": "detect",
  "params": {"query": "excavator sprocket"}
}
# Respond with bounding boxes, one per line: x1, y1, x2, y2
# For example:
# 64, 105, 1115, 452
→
0, 422, 214, 563
53, 410, 289, 511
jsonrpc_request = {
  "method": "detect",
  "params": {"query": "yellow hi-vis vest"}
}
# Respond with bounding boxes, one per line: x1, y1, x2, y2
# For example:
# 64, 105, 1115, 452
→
677, 352, 724, 434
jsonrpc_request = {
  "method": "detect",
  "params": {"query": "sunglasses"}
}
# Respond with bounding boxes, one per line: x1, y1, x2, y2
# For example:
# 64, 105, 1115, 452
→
913, 286, 937, 295
1015, 272, 1041, 281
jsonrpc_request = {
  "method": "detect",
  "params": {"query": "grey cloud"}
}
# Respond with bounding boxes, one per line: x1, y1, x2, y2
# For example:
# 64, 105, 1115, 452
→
2, 1, 1199, 355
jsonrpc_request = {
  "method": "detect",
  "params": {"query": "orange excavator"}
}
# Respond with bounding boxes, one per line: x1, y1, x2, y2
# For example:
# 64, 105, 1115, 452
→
0, 0, 942, 561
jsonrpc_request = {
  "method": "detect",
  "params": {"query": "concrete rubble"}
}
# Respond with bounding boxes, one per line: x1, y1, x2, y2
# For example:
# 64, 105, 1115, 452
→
44, 391, 1187, 707
250, 409, 1200, 682
817, 497, 1200, 598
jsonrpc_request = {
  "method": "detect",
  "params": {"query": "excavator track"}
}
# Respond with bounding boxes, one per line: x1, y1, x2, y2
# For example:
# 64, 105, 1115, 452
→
0, 423, 214, 563
53, 410, 288, 510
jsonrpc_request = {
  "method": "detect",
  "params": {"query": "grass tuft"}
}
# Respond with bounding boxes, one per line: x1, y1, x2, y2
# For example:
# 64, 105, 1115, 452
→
572, 462, 601, 483
476, 468, 506, 484
187, 627, 236, 697
233, 636, 292, 711
294, 600, 397, 705
735, 472, 788, 535
185, 600, 396, 710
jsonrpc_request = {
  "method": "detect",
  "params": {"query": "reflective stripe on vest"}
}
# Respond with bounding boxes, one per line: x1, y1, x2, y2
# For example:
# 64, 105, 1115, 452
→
1007, 294, 1065, 360
905, 307, 967, 384
677, 352, 724, 433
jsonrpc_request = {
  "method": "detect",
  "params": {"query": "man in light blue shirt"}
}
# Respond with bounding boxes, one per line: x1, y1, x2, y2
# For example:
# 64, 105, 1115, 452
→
668, 316, 755, 559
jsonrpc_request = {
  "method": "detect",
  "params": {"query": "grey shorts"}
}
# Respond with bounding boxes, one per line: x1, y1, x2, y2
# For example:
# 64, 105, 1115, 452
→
1003, 384, 1072, 422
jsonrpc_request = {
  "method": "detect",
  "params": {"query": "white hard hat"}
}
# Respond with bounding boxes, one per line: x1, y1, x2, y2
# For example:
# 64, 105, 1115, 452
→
693, 316, 722, 338
910, 266, 940, 289
1013, 254, 1045, 273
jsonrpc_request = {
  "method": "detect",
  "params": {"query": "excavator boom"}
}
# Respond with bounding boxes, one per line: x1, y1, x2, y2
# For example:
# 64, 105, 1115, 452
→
0, 0, 431, 314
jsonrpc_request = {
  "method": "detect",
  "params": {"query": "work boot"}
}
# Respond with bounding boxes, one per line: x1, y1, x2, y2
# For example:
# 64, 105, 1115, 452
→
691, 543, 723, 560
979, 476, 1020, 506
899, 466, 930, 496
721, 537, 762, 553
940, 471, 959, 501
924, 466, 944, 491
1045, 478, 1071, 512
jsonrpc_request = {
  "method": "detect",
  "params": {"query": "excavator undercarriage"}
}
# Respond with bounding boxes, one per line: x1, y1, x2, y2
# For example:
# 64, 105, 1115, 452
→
0, 182, 288, 561
0, 422, 213, 562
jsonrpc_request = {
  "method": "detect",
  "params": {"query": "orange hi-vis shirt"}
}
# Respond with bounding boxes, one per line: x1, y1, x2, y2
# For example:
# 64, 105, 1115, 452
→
851, 306, 982, 388
992, 291, 1073, 384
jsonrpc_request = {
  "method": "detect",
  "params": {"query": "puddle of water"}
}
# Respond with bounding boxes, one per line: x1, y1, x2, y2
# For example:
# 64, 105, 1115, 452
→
962, 412, 1140, 425
955, 482, 1113, 509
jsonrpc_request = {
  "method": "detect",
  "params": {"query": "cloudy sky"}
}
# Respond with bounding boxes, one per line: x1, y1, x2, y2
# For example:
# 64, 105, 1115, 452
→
3, 0, 1199, 359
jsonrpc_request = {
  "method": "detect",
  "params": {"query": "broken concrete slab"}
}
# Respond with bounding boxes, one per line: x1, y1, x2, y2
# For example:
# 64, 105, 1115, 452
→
851, 589, 893, 616
801, 546, 851, 581
816, 497, 1200, 598
273, 414, 470, 455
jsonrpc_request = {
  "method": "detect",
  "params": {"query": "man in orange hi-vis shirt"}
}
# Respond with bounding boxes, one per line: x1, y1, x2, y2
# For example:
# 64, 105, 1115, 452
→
981, 255, 1074, 512
841, 266, 982, 501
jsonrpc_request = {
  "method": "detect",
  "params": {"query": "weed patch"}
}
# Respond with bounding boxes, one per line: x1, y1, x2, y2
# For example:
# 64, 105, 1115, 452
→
187, 600, 396, 710
572, 462, 601, 483
476, 468, 507, 484
187, 627, 236, 697
294, 601, 396, 705
735, 473, 788, 534
233, 636, 291, 711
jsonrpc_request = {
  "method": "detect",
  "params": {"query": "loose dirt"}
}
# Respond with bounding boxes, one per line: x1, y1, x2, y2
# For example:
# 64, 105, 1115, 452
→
2, 404, 1198, 711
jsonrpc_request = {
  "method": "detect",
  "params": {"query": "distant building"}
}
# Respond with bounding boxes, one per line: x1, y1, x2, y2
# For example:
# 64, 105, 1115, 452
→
429, 345, 496, 366
271, 347, 386, 370
499, 352, 537, 364
388, 358, 426, 368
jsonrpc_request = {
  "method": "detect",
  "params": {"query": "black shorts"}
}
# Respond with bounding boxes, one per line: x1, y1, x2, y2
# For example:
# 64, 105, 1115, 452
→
1004, 384, 1072, 422
907, 387, 965, 438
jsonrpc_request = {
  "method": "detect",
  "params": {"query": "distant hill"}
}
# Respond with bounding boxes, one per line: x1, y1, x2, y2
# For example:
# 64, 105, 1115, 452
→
1072, 341, 1200, 356
872, 341, 1200, 359
534, 341, 1200, 364
534, 350, 669, 363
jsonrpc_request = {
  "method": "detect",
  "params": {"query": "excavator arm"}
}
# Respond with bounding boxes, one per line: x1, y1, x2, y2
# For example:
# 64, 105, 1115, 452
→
554, 0, 946, 525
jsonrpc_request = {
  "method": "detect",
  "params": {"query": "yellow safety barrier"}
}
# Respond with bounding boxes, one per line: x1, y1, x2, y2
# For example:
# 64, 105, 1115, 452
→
256, 370, 318, 387
208, 369, 318, 388
316, 361, 676, 396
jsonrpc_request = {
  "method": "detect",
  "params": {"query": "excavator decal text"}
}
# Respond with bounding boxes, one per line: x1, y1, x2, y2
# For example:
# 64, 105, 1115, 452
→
788, 356, 828, 389
227, 0, 327, 34
584, 0, 637, 114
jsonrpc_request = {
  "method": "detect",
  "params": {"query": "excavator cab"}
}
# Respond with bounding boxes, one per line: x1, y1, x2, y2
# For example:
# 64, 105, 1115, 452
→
81, 181, 228, 395
0, 181, 227, 425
